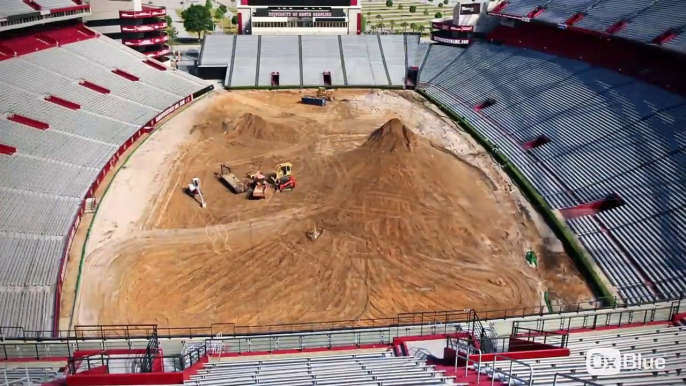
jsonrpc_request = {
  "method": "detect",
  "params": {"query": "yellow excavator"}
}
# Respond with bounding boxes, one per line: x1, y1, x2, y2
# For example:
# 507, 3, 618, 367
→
316, 88, 334, 101
272, 162, 296, 192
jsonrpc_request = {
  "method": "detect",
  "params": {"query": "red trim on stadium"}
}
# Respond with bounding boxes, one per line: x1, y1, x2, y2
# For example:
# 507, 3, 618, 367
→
0, 24, 97, 61
237, 13, 243, 34
23, 0, 41, 11
79, 80, 110, 94
143, 59, 166, 71
8, 114, 50, 130
119, 6, 166, 18
112, 69, 140, 81
120, 21, 167, 33
49, 4, 90, 14
45, 95, 81, 110
0, 144, 17, 155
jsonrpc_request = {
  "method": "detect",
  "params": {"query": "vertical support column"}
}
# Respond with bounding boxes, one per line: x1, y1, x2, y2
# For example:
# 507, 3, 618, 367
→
255, 35, 261, 87
226, 35, 238, 88
338, 35, 348, 86
298, 35, 304, 87
376, 34, 392, 86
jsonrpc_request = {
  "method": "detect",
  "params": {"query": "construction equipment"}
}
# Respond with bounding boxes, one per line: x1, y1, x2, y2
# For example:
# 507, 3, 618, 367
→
187, 177, 207, 208
273, 163, 292, 182
316, 87, 334, 101
247, 170, 267, 199
301, 96, 326, 106
306, 225, 323, 241
219, 164, 246, 193
276, 175, 296, 192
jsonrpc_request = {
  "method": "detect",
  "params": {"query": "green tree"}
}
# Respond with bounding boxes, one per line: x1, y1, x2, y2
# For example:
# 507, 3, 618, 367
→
397, 3, 403, 9
409, 5, 417, 13
218, 4, 227, 13
435, 11, 442, 18
401, 21, 408, 32
166, 25, 178, 50
390, 19, 395, 31
410, 22, 416, 32
205, 0, 212, 9
418, 25, 426, 34
443, 0, 449, 4
181, 5, 213, 40
423, 7, 429, 15
370, 24, 377, 33
165, 15, 172, 26
385, 0, 393, 6
231, 15, 238, 25
214, 7, 225, 30
438, 3, 443, 7
377, 22, 384, 32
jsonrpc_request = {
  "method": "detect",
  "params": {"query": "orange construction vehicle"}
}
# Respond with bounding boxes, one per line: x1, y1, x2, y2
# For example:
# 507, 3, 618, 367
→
247, 171, 268, 199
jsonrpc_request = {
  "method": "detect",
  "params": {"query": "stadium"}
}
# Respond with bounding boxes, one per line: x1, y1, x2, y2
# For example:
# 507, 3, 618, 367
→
0, 0, 685, 383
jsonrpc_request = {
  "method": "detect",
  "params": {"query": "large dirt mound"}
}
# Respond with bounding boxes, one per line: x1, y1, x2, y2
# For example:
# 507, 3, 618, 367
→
362, 118, 417, 153
227, 113, 299, 143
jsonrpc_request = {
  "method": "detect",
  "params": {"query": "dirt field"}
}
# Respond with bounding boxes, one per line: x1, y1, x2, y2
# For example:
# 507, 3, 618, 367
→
73, 90, 591, 328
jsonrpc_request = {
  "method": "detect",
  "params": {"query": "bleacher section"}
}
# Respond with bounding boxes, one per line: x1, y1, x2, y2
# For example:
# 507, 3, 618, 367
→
0, 28, 206, 332
300, 35, 345, 86
215, 35, 417, 88
0, 0, 37, 18
379, 35, 406, 86
493, 0, 686, 50
186, 352, 456, 386
258, 35, 300, 87
478, 325, 686, 385
229, 35, 259, 87
199, 35, 235, 67
417, 42, 686, 302
340, 35, 389, 86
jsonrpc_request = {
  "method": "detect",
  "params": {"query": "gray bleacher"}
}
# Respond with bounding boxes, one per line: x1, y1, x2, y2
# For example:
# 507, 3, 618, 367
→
340, 35, 389, 86
418, 44, 465, 84
185, 352, 455, 386
300, 35, 345, 86
230, 35, 259, 87
25, 49, 178, 110
498, 0, 543, 17
199, 35, 235, 67
0, 82, 140, 145
66, 37, 204, 97
407, 41, 430, 68
615, 0, 686, 42
0, 35, 206, 332
535, 0, 598, 24
258, 35, 301, 87
379, 35, 406, 86
476, 325, 686, 385
0, 58, 157, 125
574, 0, 654, 33
417, 41, 686, 302
0, 0, 36, 17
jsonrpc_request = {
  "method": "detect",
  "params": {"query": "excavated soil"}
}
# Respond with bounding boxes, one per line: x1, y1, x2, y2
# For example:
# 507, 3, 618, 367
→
75, 90, 591, 328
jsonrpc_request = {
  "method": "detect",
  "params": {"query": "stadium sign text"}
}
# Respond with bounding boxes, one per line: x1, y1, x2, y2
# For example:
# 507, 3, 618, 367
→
153, 96, 193, 125
268, 11, 332, 17
586, 348, 666, 376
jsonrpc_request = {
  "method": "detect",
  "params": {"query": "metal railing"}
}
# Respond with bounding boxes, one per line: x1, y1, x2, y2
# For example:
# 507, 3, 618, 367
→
512, 303, 678, 333
2, 293, 683, 341
489, 354, 533, 386
1, 368, 56, 386
552, 373, 603, 386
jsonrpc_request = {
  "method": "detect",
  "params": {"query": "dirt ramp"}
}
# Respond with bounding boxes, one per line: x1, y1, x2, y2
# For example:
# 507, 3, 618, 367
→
363, 118, 417, 153
228, 113, 300, 143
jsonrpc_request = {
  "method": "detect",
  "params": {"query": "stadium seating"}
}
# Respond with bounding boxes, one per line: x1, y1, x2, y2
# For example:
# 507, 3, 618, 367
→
340, 35, 390, 86
495, 0, 686, 50
199, 35, 236, 68
301, 35, 345, 86
379, 35, 406, 86
186, 352, 456, 386
258, 35, 301, 87
417, 41, 686, 302
229, 35, 259, 87
0, 0, 36, 17
476, 325, 686, 385
0, 28, 206, 331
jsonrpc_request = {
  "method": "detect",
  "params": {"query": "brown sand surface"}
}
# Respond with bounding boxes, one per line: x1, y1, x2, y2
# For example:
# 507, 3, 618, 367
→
75, 90, 591, 327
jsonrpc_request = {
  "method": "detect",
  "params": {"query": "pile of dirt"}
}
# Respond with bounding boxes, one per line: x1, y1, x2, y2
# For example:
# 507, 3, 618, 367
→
362, 118, 417, 153
226, 113, 300, 143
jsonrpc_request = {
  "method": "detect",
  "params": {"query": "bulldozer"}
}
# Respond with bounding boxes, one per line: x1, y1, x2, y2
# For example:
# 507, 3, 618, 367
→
316, 87, 334, 101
